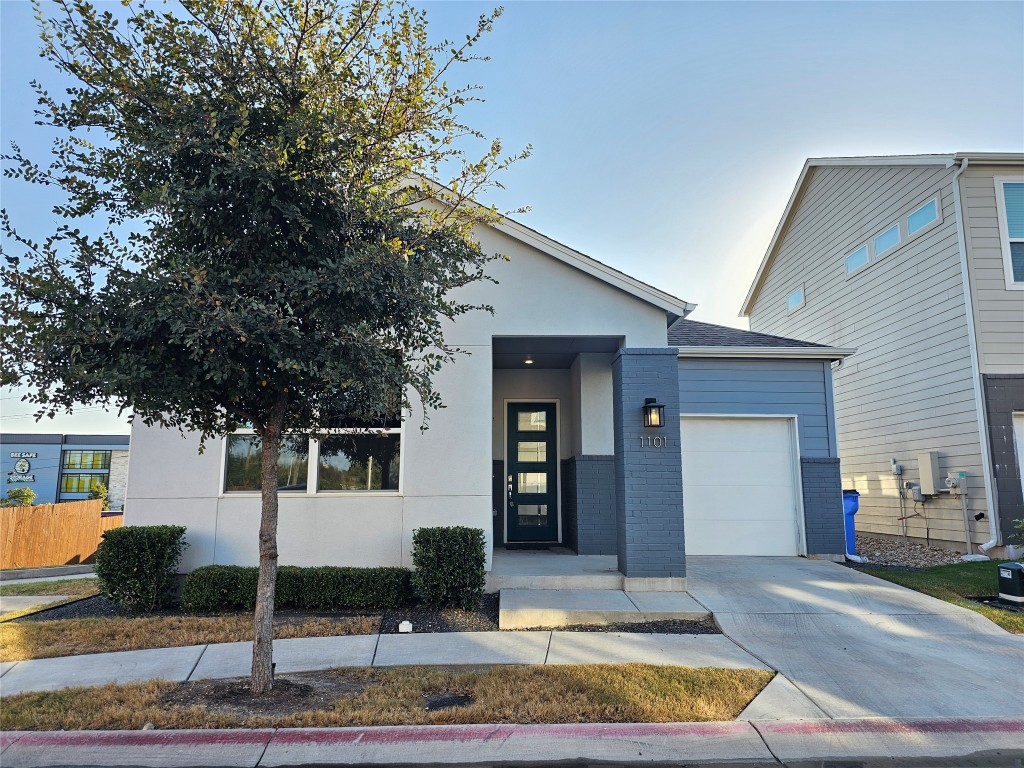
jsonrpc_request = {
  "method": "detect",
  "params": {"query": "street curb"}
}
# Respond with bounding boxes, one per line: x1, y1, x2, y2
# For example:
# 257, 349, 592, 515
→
1, 717, 1022, 767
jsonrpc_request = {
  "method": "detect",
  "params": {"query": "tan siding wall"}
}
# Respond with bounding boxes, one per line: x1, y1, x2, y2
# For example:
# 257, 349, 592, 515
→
960, 166, 1024, 375
748, 164, 991, 548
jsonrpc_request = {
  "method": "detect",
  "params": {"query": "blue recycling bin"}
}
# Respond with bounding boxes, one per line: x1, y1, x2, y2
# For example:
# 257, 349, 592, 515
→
842, 490, 860, 556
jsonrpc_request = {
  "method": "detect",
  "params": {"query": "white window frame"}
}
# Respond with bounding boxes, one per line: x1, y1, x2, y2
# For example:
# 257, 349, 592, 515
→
906, 195, 942, 237
786, 284, 805, 313
994, 175, 1024, 291
873, 223, 901, 257
221, 423, 404, 497
845, 244, 870, 275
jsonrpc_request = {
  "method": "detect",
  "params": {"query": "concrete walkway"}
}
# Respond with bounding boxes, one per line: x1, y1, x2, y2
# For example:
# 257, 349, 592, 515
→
0, 630, 768, 697
2, 717, 1021, 767
0, 595, 74, 615
687, 556, 1024, 720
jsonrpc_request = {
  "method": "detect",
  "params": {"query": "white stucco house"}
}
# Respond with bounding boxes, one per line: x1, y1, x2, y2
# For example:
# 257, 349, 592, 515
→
125, 213, 853, 587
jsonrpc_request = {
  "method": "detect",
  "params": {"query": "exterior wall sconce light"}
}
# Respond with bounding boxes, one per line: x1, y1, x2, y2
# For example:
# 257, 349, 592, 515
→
524, 355, 534, 365
643, 397, 665, 428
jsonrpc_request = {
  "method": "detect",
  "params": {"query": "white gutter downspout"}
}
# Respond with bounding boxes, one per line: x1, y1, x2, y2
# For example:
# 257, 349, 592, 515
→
951, 157, 1002, 553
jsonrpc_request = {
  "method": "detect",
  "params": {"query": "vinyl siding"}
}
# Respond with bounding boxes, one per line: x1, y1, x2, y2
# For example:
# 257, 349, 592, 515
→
677, 358, 836, 458
960, 166, 1024, 374
747, 163, 991, 548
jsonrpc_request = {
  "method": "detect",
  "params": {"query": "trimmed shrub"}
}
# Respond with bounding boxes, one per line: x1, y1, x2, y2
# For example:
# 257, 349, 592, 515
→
411, 526, 486, 610
95, 525, 188, 612
180, 565, 256, 612
181, 564, 410, 612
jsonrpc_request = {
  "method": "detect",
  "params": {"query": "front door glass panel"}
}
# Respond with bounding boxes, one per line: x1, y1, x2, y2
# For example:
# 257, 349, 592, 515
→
517, 411, 547, 431
517, 472, 547, 494
517, 441, 547, 462
506, 403, 558, 543
517, 504, 548, 527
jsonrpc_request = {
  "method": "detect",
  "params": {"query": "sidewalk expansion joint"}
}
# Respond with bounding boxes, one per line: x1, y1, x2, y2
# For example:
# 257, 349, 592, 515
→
370, 631, 382, 667
185, 644, 209, 682
543, 630, 553, 664
748, 720, 783, 765
0, 661, 18, 678
254, 728, 276, 766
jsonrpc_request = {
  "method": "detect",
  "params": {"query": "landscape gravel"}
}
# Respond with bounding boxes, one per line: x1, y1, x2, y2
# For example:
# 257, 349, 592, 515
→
854, 533, 966, 568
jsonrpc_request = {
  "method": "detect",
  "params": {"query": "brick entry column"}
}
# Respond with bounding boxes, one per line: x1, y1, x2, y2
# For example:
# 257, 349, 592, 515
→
612, 348, 686, 589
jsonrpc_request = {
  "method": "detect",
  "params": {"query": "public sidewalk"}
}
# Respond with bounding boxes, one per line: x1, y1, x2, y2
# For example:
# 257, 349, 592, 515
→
0, 630, 769, 697
1, 718, 1022, 767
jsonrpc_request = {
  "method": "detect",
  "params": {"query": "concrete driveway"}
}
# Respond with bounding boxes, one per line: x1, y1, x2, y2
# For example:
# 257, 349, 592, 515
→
686, 556, 1024, 719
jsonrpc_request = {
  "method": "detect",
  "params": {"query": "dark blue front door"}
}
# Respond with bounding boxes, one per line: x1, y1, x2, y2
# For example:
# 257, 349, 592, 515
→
506, 403, 559, 543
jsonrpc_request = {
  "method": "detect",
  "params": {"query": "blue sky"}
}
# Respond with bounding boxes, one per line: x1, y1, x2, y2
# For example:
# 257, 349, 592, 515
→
2, 0, 1022, 434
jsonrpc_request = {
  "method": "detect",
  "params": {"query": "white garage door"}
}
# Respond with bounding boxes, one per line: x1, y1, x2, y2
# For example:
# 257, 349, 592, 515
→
680, 417, 803, 556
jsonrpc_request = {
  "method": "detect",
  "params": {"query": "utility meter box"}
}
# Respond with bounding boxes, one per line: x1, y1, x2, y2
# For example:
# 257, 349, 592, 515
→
918, 451, 942, 495
998, 562, 1024, 605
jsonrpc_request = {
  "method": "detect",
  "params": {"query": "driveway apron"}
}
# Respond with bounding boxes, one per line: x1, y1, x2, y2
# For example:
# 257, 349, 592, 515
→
686, 556, 1024, 719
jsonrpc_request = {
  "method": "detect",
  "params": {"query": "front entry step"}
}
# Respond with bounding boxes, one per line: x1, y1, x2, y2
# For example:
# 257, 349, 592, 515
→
499, 589, 709, 630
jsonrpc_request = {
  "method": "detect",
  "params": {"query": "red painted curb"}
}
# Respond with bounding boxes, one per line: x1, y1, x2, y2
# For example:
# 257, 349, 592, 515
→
8, 730, 274, 748
272, 721, 748, 745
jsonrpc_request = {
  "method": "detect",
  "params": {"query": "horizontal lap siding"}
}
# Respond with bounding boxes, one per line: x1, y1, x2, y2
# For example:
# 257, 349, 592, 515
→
961, 168, 1024, 375
678, 358, 834, 458
748, 164, 991, 546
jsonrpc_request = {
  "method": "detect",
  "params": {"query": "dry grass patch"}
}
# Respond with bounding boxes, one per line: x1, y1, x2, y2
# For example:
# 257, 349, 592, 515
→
0, 614, 379, 662
0, 578, 100, 597
0, 665, 773, 731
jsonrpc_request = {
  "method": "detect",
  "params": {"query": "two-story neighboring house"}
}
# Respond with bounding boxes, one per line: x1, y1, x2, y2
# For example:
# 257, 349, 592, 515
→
741, 153, 1024, 558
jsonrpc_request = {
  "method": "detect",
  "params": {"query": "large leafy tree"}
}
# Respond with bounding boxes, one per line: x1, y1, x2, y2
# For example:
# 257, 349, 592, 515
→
1, 0, 524, 693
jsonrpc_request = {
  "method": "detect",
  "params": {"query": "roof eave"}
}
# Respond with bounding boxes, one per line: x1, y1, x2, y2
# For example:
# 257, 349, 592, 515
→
676, 346, 857, 360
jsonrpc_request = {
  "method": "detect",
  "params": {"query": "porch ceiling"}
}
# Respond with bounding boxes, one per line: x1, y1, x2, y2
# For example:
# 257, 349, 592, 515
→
492, 336, 622, 369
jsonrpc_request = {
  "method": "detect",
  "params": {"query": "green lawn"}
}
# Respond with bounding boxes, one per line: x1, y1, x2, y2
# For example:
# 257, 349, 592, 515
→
862, 561, 1024, 633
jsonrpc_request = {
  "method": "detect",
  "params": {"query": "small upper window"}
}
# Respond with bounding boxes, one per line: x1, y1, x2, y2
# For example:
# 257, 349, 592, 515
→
874, 224, 901, 257
907, 198, 939, 235
999, 181, 1024, 284
786, 286, 805, 311
846, 245, 869, 274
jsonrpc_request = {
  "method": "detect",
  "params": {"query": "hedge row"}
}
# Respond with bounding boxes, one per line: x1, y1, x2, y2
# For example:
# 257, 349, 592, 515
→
181, 564, 410, 612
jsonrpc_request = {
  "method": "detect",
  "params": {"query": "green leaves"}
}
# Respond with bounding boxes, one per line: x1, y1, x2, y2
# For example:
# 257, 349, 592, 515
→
2, 0, 526, 444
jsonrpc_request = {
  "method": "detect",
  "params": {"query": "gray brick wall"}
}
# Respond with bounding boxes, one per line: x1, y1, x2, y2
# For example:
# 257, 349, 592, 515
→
562, 456, 616, 555
983, 374, 1024, 541
800, 457, 845, 554
612, 348, 686, 578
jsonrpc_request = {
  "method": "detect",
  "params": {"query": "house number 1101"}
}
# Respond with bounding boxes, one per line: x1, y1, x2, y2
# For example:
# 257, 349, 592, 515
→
640, 435, 666, 448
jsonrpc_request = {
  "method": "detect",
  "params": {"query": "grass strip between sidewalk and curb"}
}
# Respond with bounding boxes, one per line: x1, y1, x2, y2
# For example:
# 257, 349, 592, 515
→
0, 578, 100, 598
861, 560, 1024, 633
0, 614, 380, 662
0, 664, 774, 730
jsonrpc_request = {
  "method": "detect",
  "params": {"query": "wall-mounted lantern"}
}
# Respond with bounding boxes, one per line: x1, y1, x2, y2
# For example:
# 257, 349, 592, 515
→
643, 397, 665, 428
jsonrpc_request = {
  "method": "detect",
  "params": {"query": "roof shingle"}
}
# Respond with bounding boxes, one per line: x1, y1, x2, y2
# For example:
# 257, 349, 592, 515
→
667, 319, 829, 349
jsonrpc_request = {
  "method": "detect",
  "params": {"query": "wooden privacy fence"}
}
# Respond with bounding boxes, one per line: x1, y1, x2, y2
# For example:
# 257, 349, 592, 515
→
0, 500, 123, 569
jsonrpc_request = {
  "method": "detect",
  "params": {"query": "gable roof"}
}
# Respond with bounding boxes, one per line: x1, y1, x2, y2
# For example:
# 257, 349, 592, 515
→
738, 152, 1024, 317
491, 214, 696, 322
669, 319, 855, 360
413, 176, 696, 322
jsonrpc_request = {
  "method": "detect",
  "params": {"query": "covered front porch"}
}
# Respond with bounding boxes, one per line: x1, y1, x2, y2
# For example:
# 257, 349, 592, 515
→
490, 336, 687, 589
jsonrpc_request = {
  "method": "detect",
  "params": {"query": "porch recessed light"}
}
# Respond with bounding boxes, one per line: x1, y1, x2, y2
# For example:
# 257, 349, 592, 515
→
524, 355, 534, 365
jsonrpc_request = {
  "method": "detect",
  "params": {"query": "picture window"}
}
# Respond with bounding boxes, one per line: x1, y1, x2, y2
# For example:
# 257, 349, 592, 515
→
786, 286, 805, 311
907, 198, 939, 235
874, 224, 901, 257
846, 245, 869, 274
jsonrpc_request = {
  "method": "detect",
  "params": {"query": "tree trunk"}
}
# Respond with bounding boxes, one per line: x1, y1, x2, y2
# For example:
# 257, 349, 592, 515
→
251, 397, 287, 695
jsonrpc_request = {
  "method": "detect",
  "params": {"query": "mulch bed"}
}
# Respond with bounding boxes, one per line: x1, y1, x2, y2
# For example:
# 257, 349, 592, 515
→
162, 671, 371, 717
